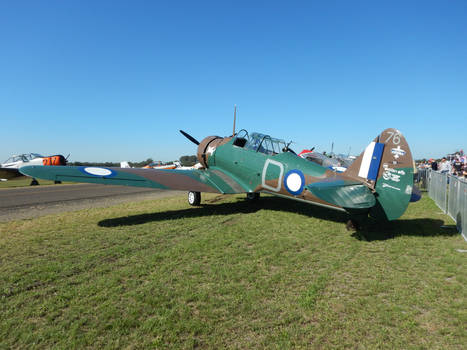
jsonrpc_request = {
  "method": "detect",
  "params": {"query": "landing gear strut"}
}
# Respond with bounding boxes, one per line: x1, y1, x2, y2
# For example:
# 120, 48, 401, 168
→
246, 192, 260, 201
188, 191, 201, 206
30, 178, 39, 186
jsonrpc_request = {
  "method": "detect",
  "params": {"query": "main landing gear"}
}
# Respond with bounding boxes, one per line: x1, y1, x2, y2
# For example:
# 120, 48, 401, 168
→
188, 192, 260, 205
188, 191, 201, 206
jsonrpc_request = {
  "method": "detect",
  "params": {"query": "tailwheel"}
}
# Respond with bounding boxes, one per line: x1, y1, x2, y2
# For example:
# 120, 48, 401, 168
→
188, 191, 201, 206
246, 192, 260, 201
345, 209, 368, 231
346, 219, 360, 231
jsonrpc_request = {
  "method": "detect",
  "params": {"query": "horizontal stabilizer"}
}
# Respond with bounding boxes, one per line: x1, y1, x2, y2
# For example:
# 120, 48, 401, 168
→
307, 181, 375, 209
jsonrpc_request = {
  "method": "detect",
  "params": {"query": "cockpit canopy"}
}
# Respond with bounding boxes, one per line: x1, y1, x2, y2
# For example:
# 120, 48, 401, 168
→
3, 153, 43, 164
233, 130, 289, 155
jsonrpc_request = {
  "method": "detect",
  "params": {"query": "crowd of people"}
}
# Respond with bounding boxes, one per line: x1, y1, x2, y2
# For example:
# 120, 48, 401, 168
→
417, 151, 467, 178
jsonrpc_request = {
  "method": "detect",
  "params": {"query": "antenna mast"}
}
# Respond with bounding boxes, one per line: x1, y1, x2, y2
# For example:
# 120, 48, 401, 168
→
233, 104, 237, 136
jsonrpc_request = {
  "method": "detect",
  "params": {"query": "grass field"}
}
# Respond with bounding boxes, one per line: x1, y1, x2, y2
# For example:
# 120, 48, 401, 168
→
0, 176, 59, 188
0, 193, 466, 349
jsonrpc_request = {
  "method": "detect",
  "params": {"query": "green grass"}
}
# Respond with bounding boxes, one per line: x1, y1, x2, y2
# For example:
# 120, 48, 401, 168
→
1, 193, 466, 349
0, 176, 59, 188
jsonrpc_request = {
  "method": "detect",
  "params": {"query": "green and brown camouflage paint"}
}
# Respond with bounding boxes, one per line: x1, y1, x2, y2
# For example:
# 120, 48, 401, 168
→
20, 128, 414, 221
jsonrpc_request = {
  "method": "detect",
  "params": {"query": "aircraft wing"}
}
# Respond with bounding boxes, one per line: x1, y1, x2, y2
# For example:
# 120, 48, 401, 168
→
0, 167, 22, 180
19, 165, 247, 194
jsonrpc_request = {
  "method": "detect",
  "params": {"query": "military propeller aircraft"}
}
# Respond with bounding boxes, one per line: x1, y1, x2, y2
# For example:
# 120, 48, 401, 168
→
20, 126, 418, 228
1, 153, 67, 185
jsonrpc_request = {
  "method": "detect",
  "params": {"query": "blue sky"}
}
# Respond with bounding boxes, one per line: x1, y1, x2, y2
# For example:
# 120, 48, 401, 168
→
1, 0, 466, 162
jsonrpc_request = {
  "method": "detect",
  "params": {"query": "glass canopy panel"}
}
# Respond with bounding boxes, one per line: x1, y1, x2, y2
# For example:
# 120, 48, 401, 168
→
244, 132, 287, 155
29, 153, 43, 159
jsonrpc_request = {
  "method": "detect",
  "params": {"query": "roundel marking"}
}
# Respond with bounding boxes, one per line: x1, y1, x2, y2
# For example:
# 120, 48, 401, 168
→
284, 169, 305, 195
80, 166, 116, 177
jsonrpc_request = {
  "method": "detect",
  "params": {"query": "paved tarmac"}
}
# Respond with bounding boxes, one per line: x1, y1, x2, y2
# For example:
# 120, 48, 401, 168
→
0, 183, 183, 222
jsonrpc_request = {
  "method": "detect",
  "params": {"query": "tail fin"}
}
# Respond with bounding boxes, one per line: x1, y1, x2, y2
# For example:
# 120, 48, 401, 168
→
345, 128, 414, 220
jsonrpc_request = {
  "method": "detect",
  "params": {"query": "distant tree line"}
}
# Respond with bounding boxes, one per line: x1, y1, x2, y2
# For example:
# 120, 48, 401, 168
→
69, 155, 198, 167
179, 155, 197, 166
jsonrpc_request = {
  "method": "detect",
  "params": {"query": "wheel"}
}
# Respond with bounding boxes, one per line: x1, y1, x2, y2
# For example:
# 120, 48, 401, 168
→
246, 192, 260, 201
30, 178, 39, 186
54, 180, 62, 184
345, 219, 360, 231
188, 191, 201, 206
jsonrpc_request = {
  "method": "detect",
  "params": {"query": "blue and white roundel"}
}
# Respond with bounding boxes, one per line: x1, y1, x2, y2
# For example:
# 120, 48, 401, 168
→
284, 169, 305, 195
79, 166, 117, 177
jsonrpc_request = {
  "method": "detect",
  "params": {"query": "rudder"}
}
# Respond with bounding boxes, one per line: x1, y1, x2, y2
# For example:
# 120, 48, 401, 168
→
345, 128, 414, 220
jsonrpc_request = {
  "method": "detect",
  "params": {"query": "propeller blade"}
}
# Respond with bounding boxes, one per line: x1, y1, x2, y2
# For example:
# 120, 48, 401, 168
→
179, 130, 200, 145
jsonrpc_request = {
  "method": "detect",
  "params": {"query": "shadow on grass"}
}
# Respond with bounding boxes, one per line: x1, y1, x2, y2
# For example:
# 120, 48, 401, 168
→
98, 196, 457, 241
98, 196, 348, 228
353, 218, 458, 241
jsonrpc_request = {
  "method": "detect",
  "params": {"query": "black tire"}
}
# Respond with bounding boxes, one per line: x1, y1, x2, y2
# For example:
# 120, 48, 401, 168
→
246, 192, 260, 201
30, 178, 39, 186
188, 191, 201, 206
345, 219, 360, 231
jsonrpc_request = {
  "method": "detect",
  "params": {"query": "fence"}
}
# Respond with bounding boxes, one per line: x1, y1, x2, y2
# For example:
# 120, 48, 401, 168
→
415, 168, 429, 190
425, 169, 467, 241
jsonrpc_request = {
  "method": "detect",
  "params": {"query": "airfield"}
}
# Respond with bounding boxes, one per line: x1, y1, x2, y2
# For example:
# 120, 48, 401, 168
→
0, 182, 181, 222
0, 182, 465, 349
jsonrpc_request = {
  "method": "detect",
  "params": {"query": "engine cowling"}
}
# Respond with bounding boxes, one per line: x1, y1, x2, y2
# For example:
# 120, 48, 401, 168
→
42, 155, 67, 166
196, 136, 232, 168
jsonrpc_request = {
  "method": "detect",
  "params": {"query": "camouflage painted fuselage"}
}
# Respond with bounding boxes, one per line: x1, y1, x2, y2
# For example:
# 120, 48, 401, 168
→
209, 138, 376, 212
20, 128, 415, 221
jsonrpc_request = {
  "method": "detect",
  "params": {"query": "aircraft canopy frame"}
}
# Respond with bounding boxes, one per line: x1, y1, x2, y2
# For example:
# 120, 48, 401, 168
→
233, 131, 288, 155
3, 153, 43, 164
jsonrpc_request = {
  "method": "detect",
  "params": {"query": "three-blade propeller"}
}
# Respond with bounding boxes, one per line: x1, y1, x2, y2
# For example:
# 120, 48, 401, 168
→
179, 130, 200, 145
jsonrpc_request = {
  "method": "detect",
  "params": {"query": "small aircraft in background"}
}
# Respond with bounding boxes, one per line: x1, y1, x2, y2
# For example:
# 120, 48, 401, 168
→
120, 160, 191, 170
298, 148, 355, 173
143, 160, 181, 170
21, 126, 419, 229
1, 153, 67, 185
